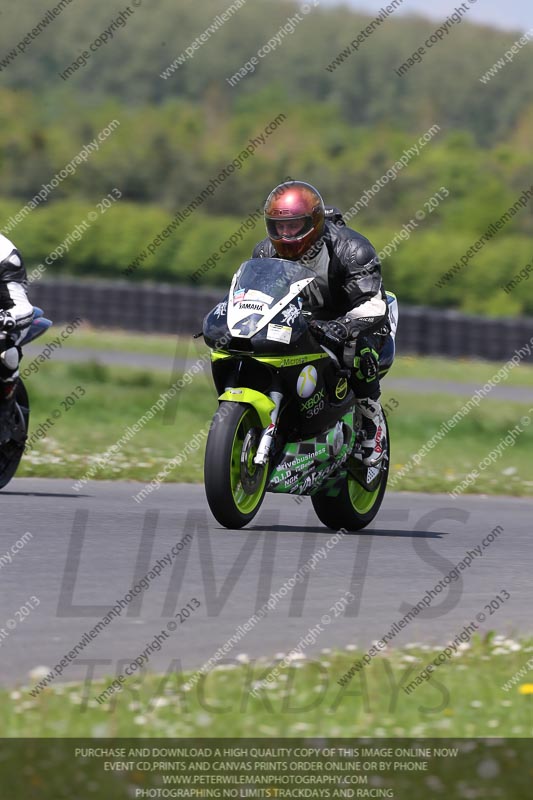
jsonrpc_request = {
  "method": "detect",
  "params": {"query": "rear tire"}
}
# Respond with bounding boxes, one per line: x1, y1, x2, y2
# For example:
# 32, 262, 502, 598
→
204, 402, 268, 529
0, 380, 29, 491
312, 414, 389, 531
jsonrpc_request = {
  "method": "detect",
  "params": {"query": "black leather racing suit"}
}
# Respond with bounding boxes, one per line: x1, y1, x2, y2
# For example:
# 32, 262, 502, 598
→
0, 233, 33, 385
252, 212, 390, 400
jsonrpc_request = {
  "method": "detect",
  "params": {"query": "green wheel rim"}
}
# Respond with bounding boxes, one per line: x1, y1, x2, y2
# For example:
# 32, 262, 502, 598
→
229, 408, 267, 514
347, 473, 381, 515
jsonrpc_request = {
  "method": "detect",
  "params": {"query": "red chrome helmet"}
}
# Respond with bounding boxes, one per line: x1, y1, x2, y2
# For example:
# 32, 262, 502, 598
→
264, 180, 325, 260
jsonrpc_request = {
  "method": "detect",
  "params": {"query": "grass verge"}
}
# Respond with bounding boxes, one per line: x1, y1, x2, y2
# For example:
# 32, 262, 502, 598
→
35, 325, 187, 358
30, 327, 533, 387
5, 634, 533, 737
17, 360, 533, 496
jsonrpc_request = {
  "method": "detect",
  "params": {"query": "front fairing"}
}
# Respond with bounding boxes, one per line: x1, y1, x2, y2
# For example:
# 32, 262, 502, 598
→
203, 258, 319, 354
203, 295, 231, 350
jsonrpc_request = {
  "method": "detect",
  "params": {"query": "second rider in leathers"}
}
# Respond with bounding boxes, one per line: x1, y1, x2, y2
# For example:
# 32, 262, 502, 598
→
252, 180, 390, 466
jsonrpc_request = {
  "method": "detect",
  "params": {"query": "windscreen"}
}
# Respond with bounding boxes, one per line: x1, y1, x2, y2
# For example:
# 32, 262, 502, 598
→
226, 258, 315, 338
231, 258, 314, 307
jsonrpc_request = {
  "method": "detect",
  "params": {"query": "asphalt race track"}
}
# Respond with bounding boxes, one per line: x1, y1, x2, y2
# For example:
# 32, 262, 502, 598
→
1, 480, 531, 687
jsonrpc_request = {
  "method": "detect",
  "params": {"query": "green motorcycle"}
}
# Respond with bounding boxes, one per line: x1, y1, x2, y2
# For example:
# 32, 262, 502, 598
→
202, 257, 398, 531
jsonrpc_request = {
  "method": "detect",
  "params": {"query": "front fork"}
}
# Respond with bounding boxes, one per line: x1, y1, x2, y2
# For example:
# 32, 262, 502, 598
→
217, 387, 283, 466
254, 391, 283, 466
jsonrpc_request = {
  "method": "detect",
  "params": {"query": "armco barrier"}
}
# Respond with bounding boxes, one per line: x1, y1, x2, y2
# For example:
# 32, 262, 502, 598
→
28, 279, 533, 362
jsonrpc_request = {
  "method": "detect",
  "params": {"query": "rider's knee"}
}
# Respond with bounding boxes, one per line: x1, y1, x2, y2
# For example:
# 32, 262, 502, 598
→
0, 347, 20, 378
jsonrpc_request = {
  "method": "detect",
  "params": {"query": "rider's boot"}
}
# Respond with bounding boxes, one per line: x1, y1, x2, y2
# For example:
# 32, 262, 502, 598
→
354, 397, 386, 466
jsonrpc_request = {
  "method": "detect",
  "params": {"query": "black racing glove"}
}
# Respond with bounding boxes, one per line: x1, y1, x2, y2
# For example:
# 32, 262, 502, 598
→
308, 318, 352, 350
0, 311, 16, 332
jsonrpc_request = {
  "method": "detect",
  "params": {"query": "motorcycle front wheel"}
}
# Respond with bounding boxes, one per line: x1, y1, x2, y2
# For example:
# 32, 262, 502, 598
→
312, 414, 389, 532
0, 379, 29, 491
204, 401, 269, 529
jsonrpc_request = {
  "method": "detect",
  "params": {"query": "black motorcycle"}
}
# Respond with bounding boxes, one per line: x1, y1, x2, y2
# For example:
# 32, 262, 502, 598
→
202, 258, 398, 531
0, 307, 52, 489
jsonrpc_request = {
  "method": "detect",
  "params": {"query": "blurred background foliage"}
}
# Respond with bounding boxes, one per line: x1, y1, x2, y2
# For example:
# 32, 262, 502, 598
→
0, 0, 532, 315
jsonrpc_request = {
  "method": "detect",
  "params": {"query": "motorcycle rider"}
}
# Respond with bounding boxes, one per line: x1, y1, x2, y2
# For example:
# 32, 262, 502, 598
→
252, 180, 390, 466
0, 232, 33, 440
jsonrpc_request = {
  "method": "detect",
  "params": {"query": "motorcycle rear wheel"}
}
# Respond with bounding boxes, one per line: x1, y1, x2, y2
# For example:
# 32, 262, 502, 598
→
204, 401, 268, 529
312, 414, 389, 532
0, 380, 29, 491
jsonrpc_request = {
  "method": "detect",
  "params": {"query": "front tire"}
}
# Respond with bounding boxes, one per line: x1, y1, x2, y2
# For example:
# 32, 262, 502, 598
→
0, 380, 29, 491
312, 414, 389, 532
204, 402, 268, 529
